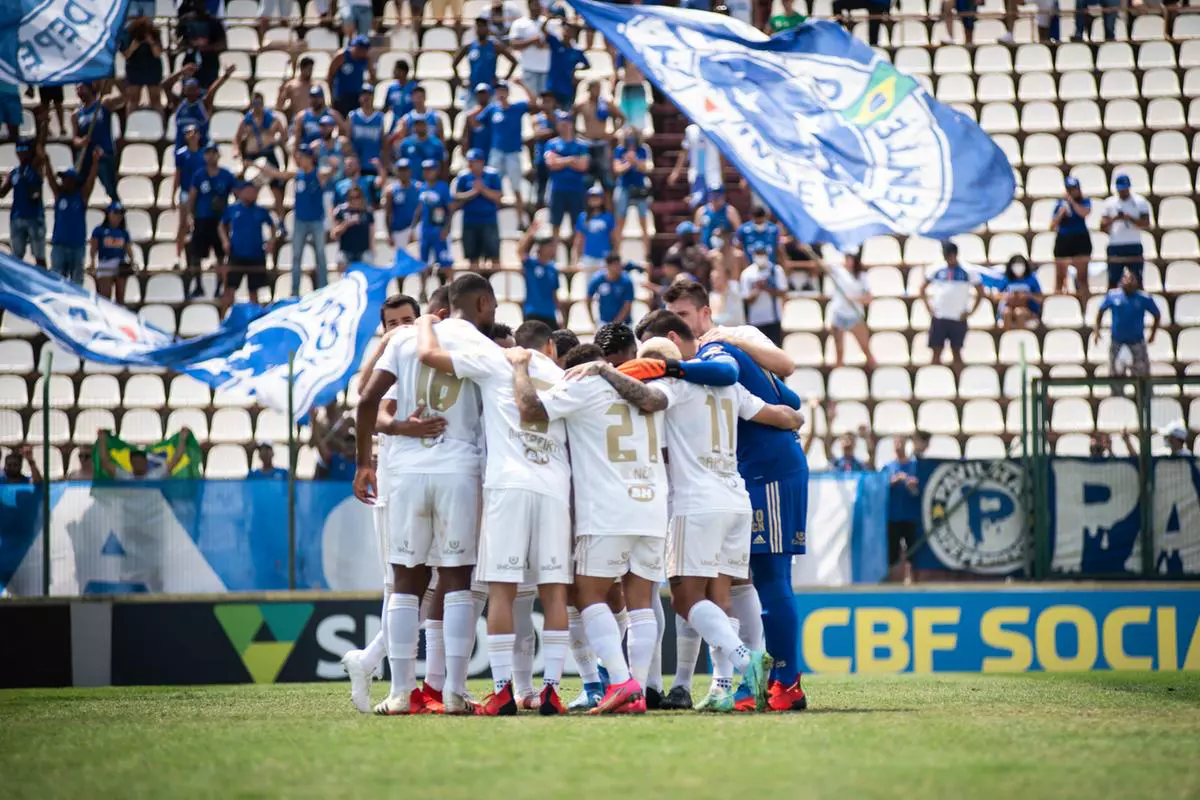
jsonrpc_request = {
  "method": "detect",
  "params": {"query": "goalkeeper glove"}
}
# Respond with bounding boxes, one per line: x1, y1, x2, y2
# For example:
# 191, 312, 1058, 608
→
617, 358, 683, 382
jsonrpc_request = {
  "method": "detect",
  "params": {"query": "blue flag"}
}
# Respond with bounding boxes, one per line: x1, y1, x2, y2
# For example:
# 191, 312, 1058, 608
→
569, 0, 1015, 249
0, 252, 402, 422
0, 0, 131, 86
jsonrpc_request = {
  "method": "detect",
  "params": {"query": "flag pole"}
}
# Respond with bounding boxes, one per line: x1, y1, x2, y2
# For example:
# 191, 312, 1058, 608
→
287, 350, 296, 591
41, 348, 53, 597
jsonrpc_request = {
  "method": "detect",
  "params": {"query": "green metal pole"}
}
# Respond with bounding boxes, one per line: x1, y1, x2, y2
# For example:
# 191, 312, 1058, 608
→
287, 351, 297, 591
1137, 378, 1154, 576
1019, 344, 1032, 578
41, 349, 53, 597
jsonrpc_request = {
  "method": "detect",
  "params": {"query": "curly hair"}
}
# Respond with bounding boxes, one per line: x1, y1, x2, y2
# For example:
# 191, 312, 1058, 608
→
593, 322, 636, 357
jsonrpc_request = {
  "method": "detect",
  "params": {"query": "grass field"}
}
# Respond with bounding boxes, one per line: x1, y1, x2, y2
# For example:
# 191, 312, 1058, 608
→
3, 673, 1200, 800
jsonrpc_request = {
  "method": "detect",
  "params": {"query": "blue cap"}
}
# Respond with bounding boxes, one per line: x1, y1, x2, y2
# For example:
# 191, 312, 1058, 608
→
495, 80, 509, 90
395, 157, 411, 170
183, 123, 199, 134
421, 159, 438, 170
675, 221, 698, 236
1064, 176, 1080, 189
319, 114, 336, 126
1115, 174, 1131, 190
59, 168, 78, 180
182, 78, 200, 89
473, 82, 492, 94
107, 201, 124, 213
350, 34, 371, 48
554, 110, 572, 123
359, 82, 374, 94
14, 138, 32, 153
708, 184, 725, 196
309, 86, 324, 97
466, 147, 485, 161
203, 142, 219, 152
587, 185, 604, 196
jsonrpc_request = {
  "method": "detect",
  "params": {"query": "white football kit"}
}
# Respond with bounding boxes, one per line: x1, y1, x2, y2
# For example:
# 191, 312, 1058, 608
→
539, 374, 669, 581
441, 319, 573, 585
376, 326, 484, 568
656, 377, 765, 579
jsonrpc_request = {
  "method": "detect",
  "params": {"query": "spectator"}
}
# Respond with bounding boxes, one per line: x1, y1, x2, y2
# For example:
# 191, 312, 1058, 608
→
574, 186, 617, 274
44, 153, 101, 286
417, 159, 454, 281
186, 143, 237, 298
72, 82, 123, 204
659, 252, 701, 292
454, 148, 504, 272
167, 64, 232, 175
384, 158, 421, 250
882, 432, 928, 582
508, 0, 554, 97
384, 60, 416, 129
612, 45, 649, 130
315, 114, 351, 181
1052, 175, 1092, 302
177, 1, 227, 89
0, 80, 21, 142
294, 87, 348, 148
531, 91, 560, 208
259, 0, 294, 32
0, 447, 43, 484
234, 92, 288, 219
1090, 431, 1114, 458
1071, 0, 1119, 42
827, 249, 874, 368
611, 127, 652, 257
669, 123, 722, 207
172, 125, 206, 267
768, 0, 807, 32
313, 409, 357, 480
395, 115, 446, 168
218, 182, 277, 312
429, 0, 464, 24
396, 85, 445, 140
665, 221, 710, 288
465, 84, 496, 165
997, 254, 1043, 330
454, 18, 516, 110
921, 241, 982, 369
1, 138, 47, 267
550, 328, 579, 368
339, 0, 373, 37
576, 81, 625, 191
831, 428, 869, 471
477, 80, 533, 225
1030, 0, 1060, 41
833, 0, 890, 46
277, 57, 317, 121
545, 19, 590, 109
736, 205, 784, 273
520, 221, 561, 328
484, 0, 523, 36
940, 0, 977, 45
1101, 174, 1151, 290
709, 261, 745, 327
780, 227, 821, 292
695, 185, 740, 263
330, 36, 375, 118
259, 145, 332, 295
544, 113, 591, 243
67, 445, 95, 481
97, 429, 191, 480
1094, 269, 1160, 379
740, 242, 788, 346
121, 13, 165, 110
1158, 422, 1193, 457
348, 85, 386, 176
34, 84, 67, 139
89, 202, 135, 302
334, 155, 381, 208
332, 184, 376, 266
249, 442, 288, 480
587, 253, 635, 325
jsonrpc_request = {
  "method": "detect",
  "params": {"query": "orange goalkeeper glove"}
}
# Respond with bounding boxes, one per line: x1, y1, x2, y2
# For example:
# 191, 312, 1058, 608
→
617, 358, 682, 382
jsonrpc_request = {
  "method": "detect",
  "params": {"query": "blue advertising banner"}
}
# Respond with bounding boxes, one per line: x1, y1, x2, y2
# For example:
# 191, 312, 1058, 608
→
795, 587, 1200, 673
913, 459, 1027, 575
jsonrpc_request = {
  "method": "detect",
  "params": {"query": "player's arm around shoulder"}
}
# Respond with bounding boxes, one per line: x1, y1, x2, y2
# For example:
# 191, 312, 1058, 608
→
700, 324, 795, 378
590, 361, 669, 413
741, 380, 804, 431
506, 347, 549, 423
416, 313, 458, 376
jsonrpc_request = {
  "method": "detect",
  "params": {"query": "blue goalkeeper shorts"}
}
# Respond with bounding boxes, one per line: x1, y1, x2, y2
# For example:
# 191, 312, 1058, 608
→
747, 471, 808, 555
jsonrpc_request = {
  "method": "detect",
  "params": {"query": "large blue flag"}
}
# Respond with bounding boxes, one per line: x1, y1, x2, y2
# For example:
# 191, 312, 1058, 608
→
570, 0, 1015, 249
0, 251, 421, 421
0, 0, 131, 86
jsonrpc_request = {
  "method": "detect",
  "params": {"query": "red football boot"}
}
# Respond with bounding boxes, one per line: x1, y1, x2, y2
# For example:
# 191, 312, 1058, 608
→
767, 679, 809, 712
473, 681, 519, 716
588, 678, 644, 715
537, 684, 567, 716
409, 687, 428, 714
420, 682, 444, 714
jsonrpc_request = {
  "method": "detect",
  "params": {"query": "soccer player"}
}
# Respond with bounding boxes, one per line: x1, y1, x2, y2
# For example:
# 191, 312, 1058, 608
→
354, 287, 483, 716
507, 343, 672, 714
633, 310, 804, 711
659, 281, 810, 712
415, 282, 573, 716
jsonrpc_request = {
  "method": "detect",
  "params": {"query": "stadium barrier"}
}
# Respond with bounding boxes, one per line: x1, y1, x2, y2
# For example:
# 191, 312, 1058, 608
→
3, 584, 1196, 688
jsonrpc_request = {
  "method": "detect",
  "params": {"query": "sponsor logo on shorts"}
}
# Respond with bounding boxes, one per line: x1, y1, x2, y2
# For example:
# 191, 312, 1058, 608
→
752, 510, 765, 534
753, 534, 767, 545
701, 554, 720, 567
793, 530, 806, 547
540, 555, 561, 572
444, 539, 465, 555
497, 556, 523, 571
396, 541, 414, 555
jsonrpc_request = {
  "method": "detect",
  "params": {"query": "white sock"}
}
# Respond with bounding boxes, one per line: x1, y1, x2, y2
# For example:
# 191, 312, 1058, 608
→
362, 587, 391, 668
648, 592, 665, 691
386, 593, 419, 698
542, 629, 569, 688
730, 584, 764, 651
405, 639, 417, 690
673, 614, 702, 690
512, 592, 537, 698
469, 588, 488, 654
443, 590, 475, 696
581, 603, 631, 684
487, 633, 516, 693
616, 608, 630, 642
568, 606, 601, 685
626, 608, 657, 688
419, 584, 437, 626
712, 616, 740, 692
687, 600, 751, 673
423, 620, 445, 692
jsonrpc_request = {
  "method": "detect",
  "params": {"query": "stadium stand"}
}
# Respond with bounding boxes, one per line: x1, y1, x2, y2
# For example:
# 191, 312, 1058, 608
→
2, 0, 1199, 478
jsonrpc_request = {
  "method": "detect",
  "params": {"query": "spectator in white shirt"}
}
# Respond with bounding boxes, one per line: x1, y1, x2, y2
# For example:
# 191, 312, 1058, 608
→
506, 0, 556, 97
709, 261, 745, 327
1101, 174, 1151, 290
920, 241, 982, 369
668, 123, 722, 208
739, 242, 788, 345
828, 249, 874, 369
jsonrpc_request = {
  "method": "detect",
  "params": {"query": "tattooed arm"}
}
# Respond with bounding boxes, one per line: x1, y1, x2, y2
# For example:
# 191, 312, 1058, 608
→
595, 363, 668, 413
507, 349, 548, 424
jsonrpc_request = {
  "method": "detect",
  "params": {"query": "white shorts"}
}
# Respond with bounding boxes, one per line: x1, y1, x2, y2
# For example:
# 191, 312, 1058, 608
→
388, 471, 481, 568
666, 511, 752, 580
477, 488, 572, 585
391, 227, 414, 249
575, 534, 665, 581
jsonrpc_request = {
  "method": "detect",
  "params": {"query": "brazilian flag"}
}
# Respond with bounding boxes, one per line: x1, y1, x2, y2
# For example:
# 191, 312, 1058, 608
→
93, 431, 204, 480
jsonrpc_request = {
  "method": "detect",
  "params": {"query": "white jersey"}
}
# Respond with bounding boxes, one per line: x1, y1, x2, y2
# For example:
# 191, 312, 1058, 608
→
376, 326, 483, 476
539, 374, 668, 538
442, 319, 571, 498
656, 378, 764, 516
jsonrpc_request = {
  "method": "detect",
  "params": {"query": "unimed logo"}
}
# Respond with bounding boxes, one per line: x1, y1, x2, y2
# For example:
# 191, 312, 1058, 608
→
214, 604, 314, 683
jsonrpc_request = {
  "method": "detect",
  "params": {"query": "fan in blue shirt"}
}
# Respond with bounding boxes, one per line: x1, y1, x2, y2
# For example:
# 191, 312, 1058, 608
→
545, 26, 590, 107
396, 118, 446, 167
520, 224, 560, 326
333, 188, 375, 263
480, 90, 529, 155
1096, 271, 1161, 346
573, 187, 616, 267
190, 147, 237, 221
330, 37, 373, 114
385, 62, 417, 128
416, 160, 453, 269
454, 163, 503, 225
466, 83, 495, 162
998, 254, 1044, 328
348, 89, 386, 174
218, 183, 276, 310
587, 254, 635, 325
736, 208, 781, 261
453, 19, 515, 104
385, 159, 421, 240
89, 203, 133, 299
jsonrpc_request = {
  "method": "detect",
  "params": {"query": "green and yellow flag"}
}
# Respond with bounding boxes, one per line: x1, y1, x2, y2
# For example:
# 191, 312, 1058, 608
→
94, 431, 204, 479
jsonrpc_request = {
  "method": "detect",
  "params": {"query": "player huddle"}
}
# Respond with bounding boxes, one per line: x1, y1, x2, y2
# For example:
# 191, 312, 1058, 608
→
347, 274, 811, 715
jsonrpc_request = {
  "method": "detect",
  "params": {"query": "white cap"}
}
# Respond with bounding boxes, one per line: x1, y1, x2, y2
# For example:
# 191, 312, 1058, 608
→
1159, 421, 1188, 442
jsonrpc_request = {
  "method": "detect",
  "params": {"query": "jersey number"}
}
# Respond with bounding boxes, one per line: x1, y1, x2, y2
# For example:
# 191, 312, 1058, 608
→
416, 364, 463, 411
604, 403, 659, 463
704, 394, 735, 453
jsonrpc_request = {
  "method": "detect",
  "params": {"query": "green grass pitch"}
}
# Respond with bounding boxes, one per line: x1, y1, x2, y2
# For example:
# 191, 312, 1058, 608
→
3, 673, 1199, 800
